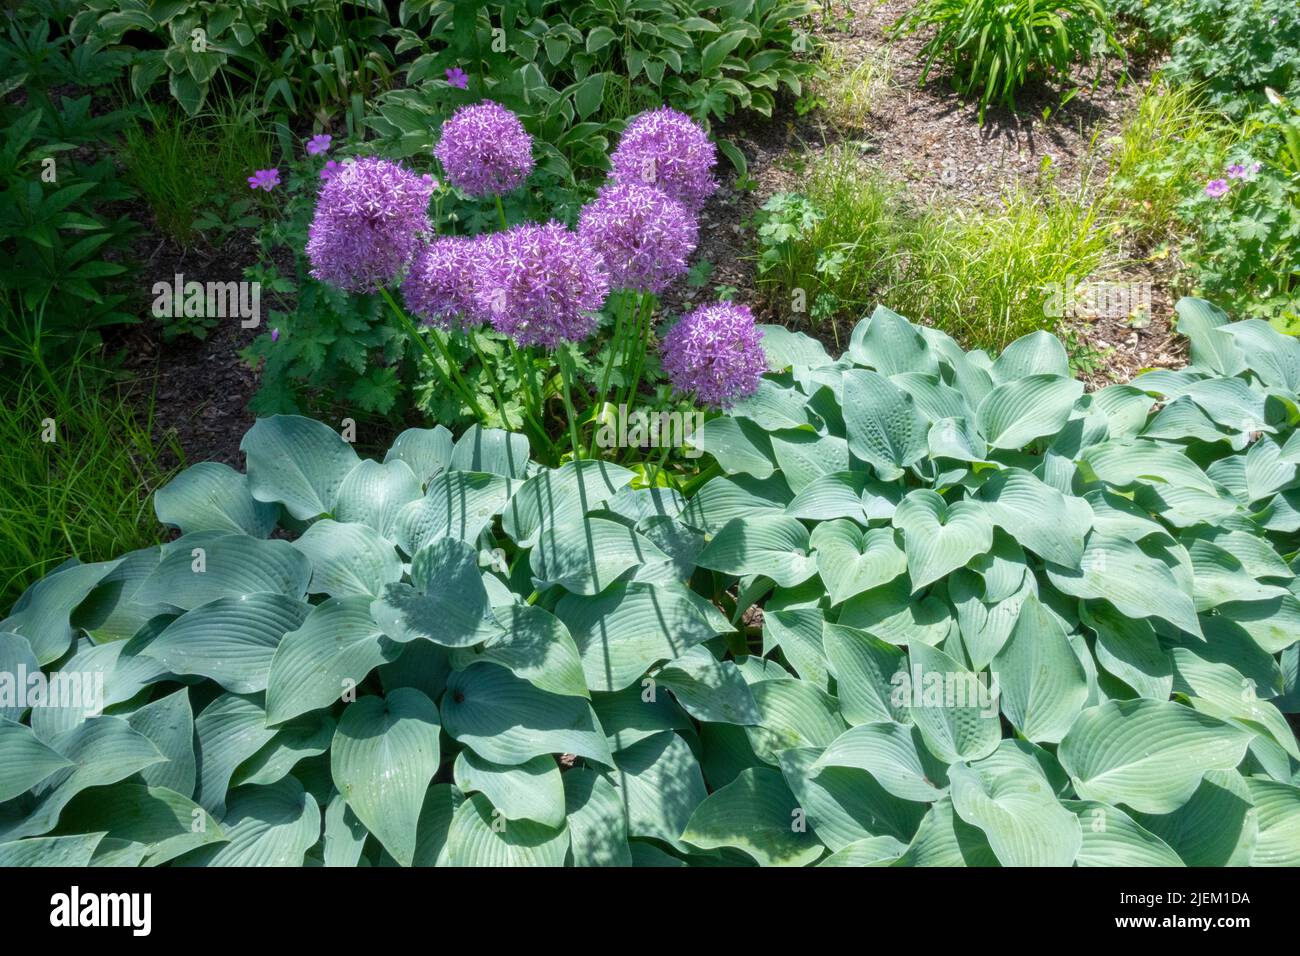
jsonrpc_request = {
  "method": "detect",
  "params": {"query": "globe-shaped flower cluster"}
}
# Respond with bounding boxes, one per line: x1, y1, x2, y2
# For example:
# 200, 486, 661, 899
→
434, 101, 535, 197
660, 301, 766, 409
609, 106, 719, 212
577, 181, 698, 294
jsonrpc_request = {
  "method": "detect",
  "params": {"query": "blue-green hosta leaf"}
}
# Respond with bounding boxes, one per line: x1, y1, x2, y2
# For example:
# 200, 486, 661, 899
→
556, 581, 721, 693
1141, 394, 1230, 444
822, 623, 908, 725
0, 716, 165, 840
1081, 604, 1173, 701
370, 537, 503, 648
1130, 770, 1257, 866
591, 683, 694, 754
179, 777, 320, 867
949, 744, 1081, 867
976, 467, 1092, 567
850, 305, 938, 376
0, 717, 71, 802
992, 594, 1088, 743
1184, 525, 1292, 580
611, 730, 707, 852
27, 640, 167, 744
447, 791, 567, 866
1093, 383, 1158, 439
240, 414, 361, 520
69, 547, 175, 644
1181, 377, 1269, 434
813, 721, 948, 803
1245, 777, 1300, 866
817, 835, 909, 866
0, 633, 37, 722
683, 766, 823, 866
153, 461, 278, 537
1065, 799, 1184, 866
126, 689, 195, 796
769, 430, 849, 494
452, 751, 564, 827
1058, 700, 1252, 814
452, 603, 588, 699
731, 379, 817, 431
842, 368, 929, 480
562, 768, 632, 866
810, 520, 906, 604
1081, 440, 1219, 495
412, 783, 462, 867
976, 374, 1082, 449
391, 471, 512, 555
1187, 538, 1290, 611
0, 833, 105, 867
142, 593, 308, 694
838, 577, 955, 647
332, 458, 423, 540
195, 694, 278, 817
1222, 317, 1300, 391
948, 570, 1028, 670
290, 519, 402, 599
658, 645, 760, 725
696, 514, 816, 587
1046, 533, 1202, 638
1171, 647, 1300, 761
442, 662, 612, 767
785, 471, 901, 523
266, 595, 400, 725
331, 689, 442, 867
680, 473, 793, 532
134, 535, 311, 611
2, 559, 122, 664
697, 416, 775, 478
234, 711, 334, 787
53, 782, 223, 865
449, 424, 530, 478
927, 416, 989, 463
991, 329, 1070, 382
605, 484, 686, 525
891, 373, 974, 425
906, 641, 1001, 764
1215, 592, 1300, 654
761, 324, 832, 370
779, 747, 928, 848
1175, 296, 1244, 376
891, 797, 998, 866
530, 516, 667, 595
744, 678, 846, 765
762, 608, 830, 690
322, 793, 368, 868
892, 489, 993, 591
384, 425, 454, 486
502, 459, 636, 547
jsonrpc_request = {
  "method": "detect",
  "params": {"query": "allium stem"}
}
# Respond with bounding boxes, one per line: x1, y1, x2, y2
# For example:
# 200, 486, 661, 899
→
556, 347, 583, 461
495, 194, 509, 232
589, 291, 633, 458
467, 330, 509, 429
622, 292, 654, 408
380, 287, 486, 420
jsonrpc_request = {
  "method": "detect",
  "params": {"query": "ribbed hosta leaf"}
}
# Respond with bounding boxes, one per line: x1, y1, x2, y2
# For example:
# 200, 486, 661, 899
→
502, 459, 635, 546
383, 425, 454, 486
992, 594, 1088, 743
814, 721, 947, 803
154, 461, 278, 537
976, 374, 1082, 449
332, 458, 423, 539
821, 623, 907, 725
892, 489, 993, 591
135, 535, 311, 611
452, 751, 564, 827
240, 414, 360, 520
611, 731, 706, 852
658, 646, 760, 725
562, 768, 632, 867
0, 717, 71, 802
842, 368, 929, 480
53, 783, 223, 865
976, 467, 1092, 567
290, 519, 403, 599
810, 520, 906, 604
1058, 700, 1252, 814
447, 792, 568, 866
179, 777, 319, 867
744, 678, 846, 764
392, 471, 512, 554
1065, 799, 1184, 867
331, 688, 442, 867
453, 603, 588, 699
1, 559, 122, 664
530, 517, 667, 595
370, 537, 503, 648
697, 514, 817, 587
683, 767, 823, 866
906, 642, 1000, 764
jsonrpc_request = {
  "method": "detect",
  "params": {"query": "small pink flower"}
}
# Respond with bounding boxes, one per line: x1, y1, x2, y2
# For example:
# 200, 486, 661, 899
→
320, 160, 341, 181
247, 168, 280, 191
1204, 178, 1229, 198
306, 134, 332, 156
445, 66, 468, 89
1226, 163, 1248, 179
270, 328, 280, 342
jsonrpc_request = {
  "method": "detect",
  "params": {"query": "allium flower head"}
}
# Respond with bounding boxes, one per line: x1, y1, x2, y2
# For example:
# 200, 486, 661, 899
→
610, 107, 718, 211
472, 222, 610, 347
306, 134, 332, 156
247, 168, 280, 191
577, 181, 698, 293
434, 101, 534, 196
305, 156, 436, 293
445, 66, 469, 89
401, 235, 486, 331
1205, 178, 1230, 198
660, 301, 766, 409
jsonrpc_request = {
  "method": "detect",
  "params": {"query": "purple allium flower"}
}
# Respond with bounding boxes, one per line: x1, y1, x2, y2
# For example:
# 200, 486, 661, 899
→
306, 134, 332, 156
247, 168, 280, 191
660, 301, 766, 409
471, 222, 610, 347
320, 160, 342, 181
401, 235, 486, 331
577, 181, 698, 294
434, 101, 534, 197
270, 328, 280, 343
1205, 178, 1230, 198
610, 107, 718, 212
445, 66, 469, 89
305, 156, 437, 293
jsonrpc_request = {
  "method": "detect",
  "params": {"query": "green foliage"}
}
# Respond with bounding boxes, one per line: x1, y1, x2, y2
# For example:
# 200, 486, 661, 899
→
1116, 0, 1300, 119
4, 299, 1298, 866
753, 147, 1107, 350
893, 0, 1120, 120
0, 351, 181, 612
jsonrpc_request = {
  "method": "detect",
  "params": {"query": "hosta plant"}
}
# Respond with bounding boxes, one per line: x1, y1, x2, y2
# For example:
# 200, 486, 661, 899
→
2, 297, 1299, 866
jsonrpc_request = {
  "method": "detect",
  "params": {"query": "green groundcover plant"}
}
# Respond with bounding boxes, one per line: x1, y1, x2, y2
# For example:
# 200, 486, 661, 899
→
1, 298, 1299, 866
